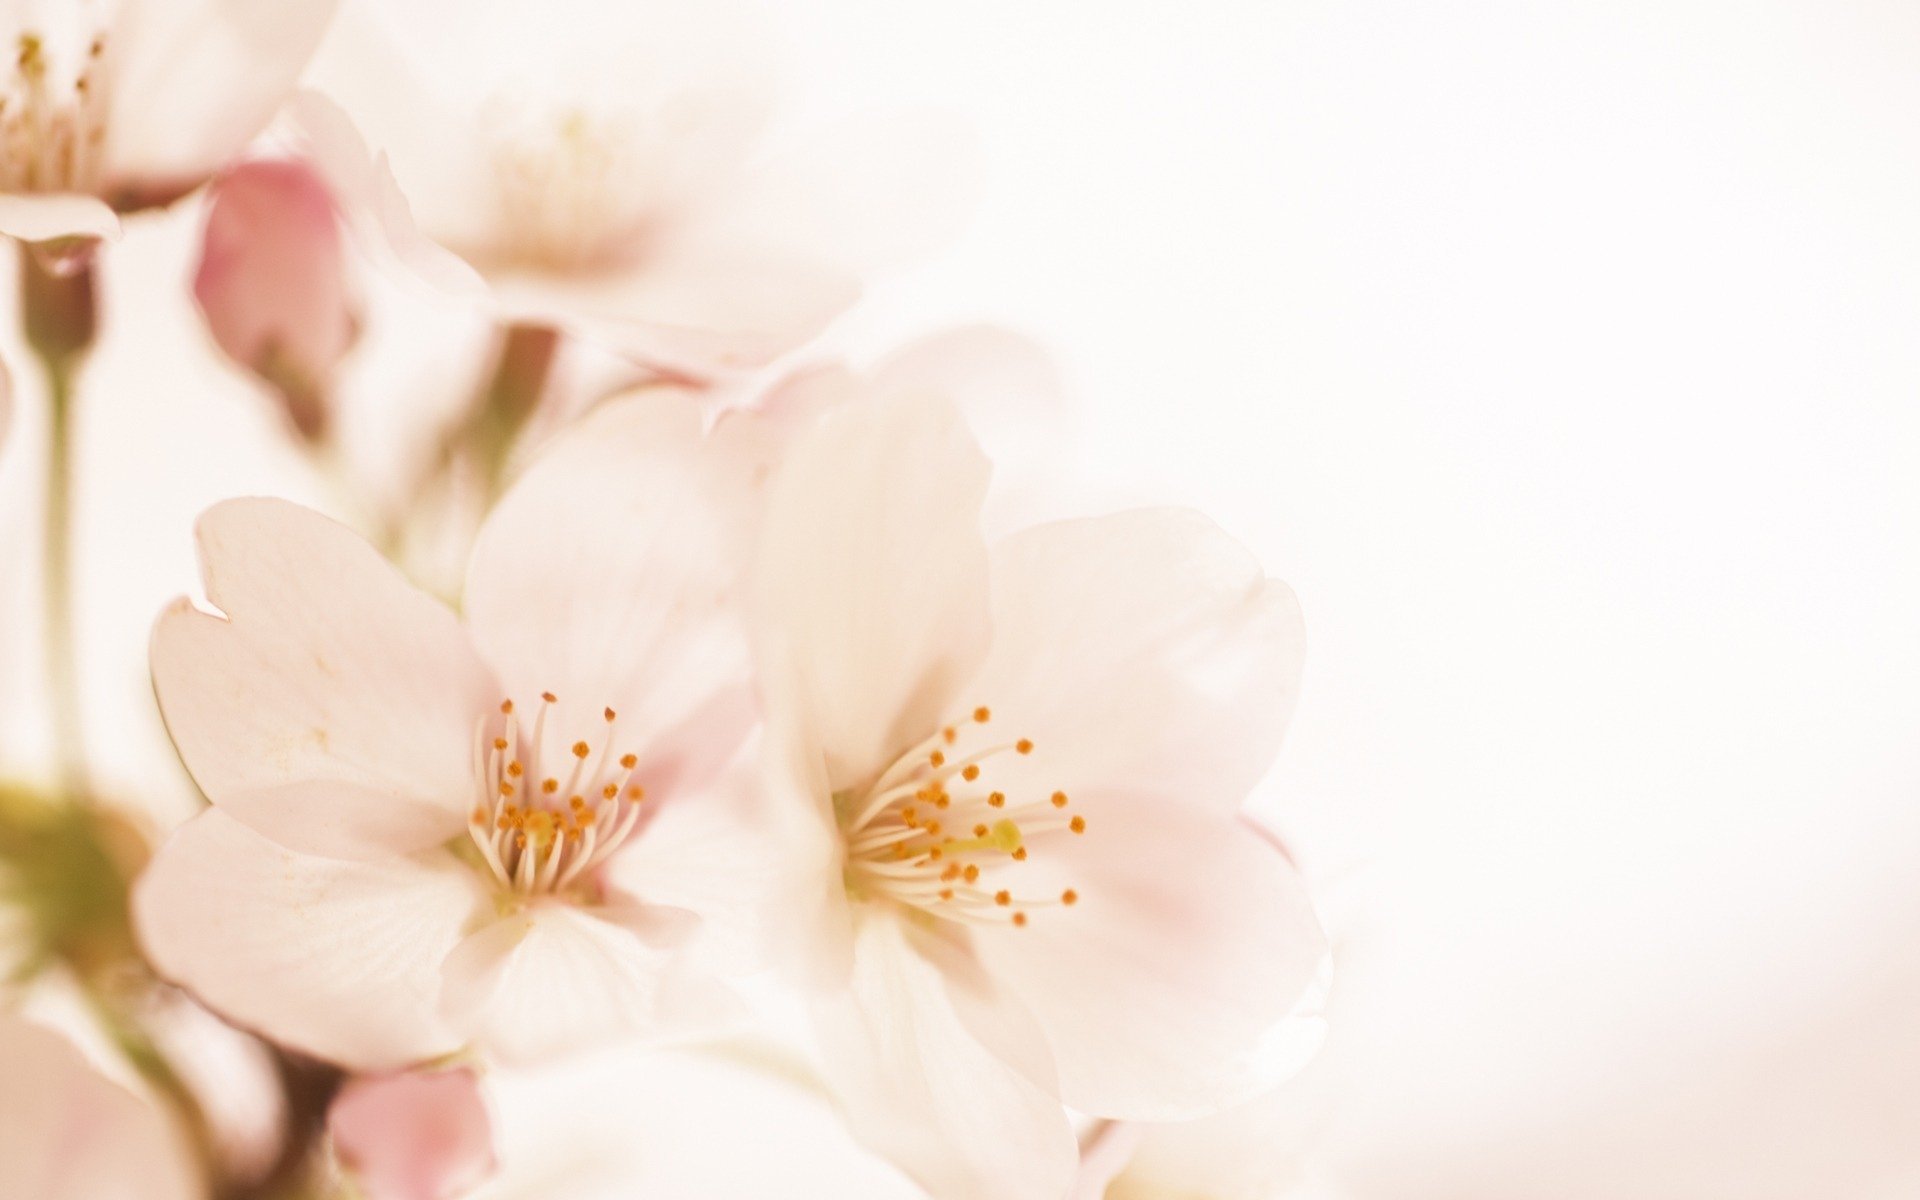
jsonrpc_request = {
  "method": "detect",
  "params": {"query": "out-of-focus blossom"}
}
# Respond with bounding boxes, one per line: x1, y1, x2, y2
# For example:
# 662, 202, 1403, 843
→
1091, 975, 1338, 1200
135, 390, 771, 1070
193, 157, 359, 441
748, 383, 1329, 1199
0, 0, 338, 247
331, 1066, 495, 1200
0, 1011, 200, 1200
470, 1041, 923, 1200
298, 0, 973, 372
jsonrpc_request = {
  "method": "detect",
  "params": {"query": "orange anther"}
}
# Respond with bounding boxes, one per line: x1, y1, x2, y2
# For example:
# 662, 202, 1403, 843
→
973, 824, 989, 837
1061, 889, 1078, 906
542, 779, 559, 795
507, 762, 523, 777
930, 750, 946, 768
942, 726, 957, 745
492, 737, 508, 751
973, 706, 991, 723
1016, 739, 1034, 755
572, 741, 590, 759
961, 765, 980, 782
498, 781, 515, 796
1069, 816, 1086, 834
988, 792, 1006, 808
500, 699, 514, 714
541, 691, 557, 703
603, 784, 618, 799
626, 786, 645, 801
1012, 912, 1029, 927
604, 707, 617, 722
619, 753, 638, 770
964, 865, 980, 883
1051, 791, 1068, 808
1012, 847, 1028, 861
995, 890, 1011, 906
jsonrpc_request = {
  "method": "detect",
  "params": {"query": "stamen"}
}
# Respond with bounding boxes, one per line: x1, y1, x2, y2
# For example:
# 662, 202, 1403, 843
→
838, 706, 1082, 929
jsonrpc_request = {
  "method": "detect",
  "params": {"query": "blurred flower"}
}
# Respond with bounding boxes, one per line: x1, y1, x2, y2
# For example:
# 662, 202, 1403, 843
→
750, 383, 1329, 1199
136, 390, 771, 1070
0, 0, 338, 247
0, 1011, 200, 1200
331, 1066, 495, 1200
193, 157, 360, 442
297, 0, 973, 373
469, 1041, 923, 1200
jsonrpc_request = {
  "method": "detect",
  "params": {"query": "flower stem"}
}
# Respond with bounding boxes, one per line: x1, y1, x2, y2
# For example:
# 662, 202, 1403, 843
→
19, 248, 98, 803
471, 320, 560, 495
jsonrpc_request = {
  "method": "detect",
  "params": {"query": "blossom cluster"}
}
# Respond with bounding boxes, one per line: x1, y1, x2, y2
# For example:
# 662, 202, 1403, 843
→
0, 2, 1329, 1198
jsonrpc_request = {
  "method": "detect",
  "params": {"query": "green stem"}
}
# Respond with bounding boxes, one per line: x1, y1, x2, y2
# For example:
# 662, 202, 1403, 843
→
20, 249, 97, 803
470, 321, 559, 495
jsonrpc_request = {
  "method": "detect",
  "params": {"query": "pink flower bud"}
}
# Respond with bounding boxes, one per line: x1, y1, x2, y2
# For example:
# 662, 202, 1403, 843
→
193, 159, 358, 441
328, 1067, 495, 1200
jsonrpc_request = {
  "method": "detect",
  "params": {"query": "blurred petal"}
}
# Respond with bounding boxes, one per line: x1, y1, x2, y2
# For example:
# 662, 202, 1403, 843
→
473, 1041, 921, 1199
331, 1067, 496, 1200
974, 797, 1329, 1121
464, 391, 764, 797
965, 508, 1306, 815
0, 1015, 200, 1200
152, 497, 493, 859
439, 901, 733, 1065
755, 390, 992, 789
135, 811, 484, 1071
0, 192, 119, 242
486, 233, 858, 372
812, 914, 1079, 1200
103, 0, 340, 196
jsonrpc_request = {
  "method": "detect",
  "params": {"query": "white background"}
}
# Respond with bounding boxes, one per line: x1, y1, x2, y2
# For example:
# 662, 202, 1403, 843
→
1, 2, 1917, 1196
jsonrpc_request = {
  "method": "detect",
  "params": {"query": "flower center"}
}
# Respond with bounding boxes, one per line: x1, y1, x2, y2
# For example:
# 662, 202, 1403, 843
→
1, 31, 110, 196
838, 707, 1084, 930
486, 107, 656, 274
466, 693, 649, 897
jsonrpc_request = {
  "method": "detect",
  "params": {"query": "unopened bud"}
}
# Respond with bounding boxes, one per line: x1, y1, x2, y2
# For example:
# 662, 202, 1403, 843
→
193, 159, 358, 442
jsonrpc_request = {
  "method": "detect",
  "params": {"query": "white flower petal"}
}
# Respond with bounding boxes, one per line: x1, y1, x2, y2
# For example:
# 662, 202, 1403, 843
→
0, 193, 120, 242
152, 497, 493, 859
464, 391, 765, 792
973, 798, 1329, 1121
103, 0, 340, 199
756, 390, 993, 790
812, 913, 1078, 1200
966, 508, 1306, 814
439, 901, 734, 1066
473, 1042, 922, 1200
0, 1015, 201, 1200
134, 810, 484, 1071
484, 233, 859, 372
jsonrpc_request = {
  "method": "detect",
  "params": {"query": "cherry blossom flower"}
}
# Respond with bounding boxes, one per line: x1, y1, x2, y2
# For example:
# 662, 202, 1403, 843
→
0, 1012, 200, 1200
0, 0, 338, 246
193, 157, 360, 441
750, 383, 1330, 1199
135, 390, 769, 1070
297, 0, 973, 372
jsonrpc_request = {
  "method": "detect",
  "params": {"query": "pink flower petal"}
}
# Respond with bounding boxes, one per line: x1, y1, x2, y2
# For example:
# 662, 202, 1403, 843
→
152, 498, 494, 860
330, 1067, 495, 1200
